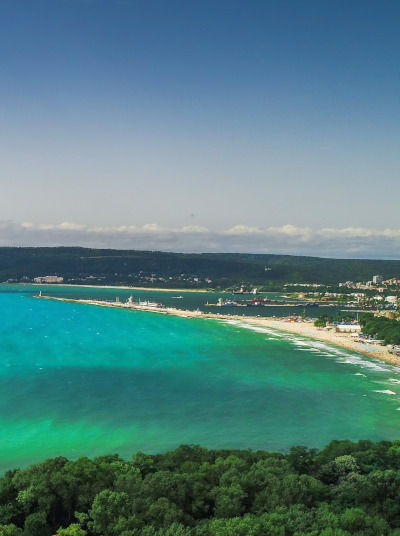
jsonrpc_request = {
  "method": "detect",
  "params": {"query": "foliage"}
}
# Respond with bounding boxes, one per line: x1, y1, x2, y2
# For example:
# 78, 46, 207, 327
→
2, 442, 400, 535
57, 524, 86, 536
360, 314, 400, 345
0, 525, 22, 536
314, 315, 329, 327
1, 247, 400, 287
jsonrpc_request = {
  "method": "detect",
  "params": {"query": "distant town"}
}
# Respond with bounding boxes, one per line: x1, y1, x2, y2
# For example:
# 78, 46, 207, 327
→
10, 272, 395, 317
20, 272, 214, 287
284, 275, 399, 315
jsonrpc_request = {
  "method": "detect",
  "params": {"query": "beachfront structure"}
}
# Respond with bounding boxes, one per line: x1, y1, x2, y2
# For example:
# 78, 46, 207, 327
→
373, 275, 383, 284
326, 322, 361, 334
34, 275, 64, 284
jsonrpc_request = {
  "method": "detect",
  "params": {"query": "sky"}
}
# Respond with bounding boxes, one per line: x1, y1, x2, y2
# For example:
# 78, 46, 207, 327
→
0, 0, 399, 257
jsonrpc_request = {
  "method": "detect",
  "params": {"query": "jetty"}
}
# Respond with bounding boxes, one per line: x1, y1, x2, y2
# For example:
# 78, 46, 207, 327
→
35, 295, 204, 318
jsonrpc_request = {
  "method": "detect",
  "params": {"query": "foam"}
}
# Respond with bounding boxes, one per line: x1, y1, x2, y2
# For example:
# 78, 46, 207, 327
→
222, 319, 398, 375
373, 390, 396, 395
222, 320, 285, 338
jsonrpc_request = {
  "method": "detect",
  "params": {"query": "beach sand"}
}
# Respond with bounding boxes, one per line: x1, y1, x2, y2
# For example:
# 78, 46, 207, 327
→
244, 318, 400, 367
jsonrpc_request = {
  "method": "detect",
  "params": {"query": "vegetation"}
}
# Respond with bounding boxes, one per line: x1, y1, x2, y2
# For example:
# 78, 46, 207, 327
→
1, 247, 400, 288
360, 314, 400, 345
314, 315, 329, 327
314, 314, 357, 328
3, 441, 400, 534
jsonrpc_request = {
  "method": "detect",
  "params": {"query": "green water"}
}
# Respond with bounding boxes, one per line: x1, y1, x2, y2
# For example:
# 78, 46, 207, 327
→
0, 285, 399, 473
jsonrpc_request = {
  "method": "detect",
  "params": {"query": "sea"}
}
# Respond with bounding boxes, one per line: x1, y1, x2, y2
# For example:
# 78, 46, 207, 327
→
0, 284, 399, 474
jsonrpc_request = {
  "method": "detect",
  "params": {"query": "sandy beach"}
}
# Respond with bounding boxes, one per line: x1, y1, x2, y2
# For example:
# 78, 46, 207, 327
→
37, 295, 400, 368
246, 318, 400, 367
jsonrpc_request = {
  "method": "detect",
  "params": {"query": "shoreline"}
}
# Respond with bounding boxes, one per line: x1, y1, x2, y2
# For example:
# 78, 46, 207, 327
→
247, 318, 400, 367
36, 295, 400, 368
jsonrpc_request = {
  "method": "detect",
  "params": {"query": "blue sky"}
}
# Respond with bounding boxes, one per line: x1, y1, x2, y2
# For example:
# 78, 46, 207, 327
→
1, 0, 399, 257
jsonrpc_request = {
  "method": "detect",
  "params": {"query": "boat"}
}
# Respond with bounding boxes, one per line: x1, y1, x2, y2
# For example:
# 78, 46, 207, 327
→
139, 300, 164, 308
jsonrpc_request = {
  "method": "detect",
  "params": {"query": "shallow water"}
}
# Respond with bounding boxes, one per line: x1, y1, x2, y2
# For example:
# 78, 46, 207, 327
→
0, 286, 399, 473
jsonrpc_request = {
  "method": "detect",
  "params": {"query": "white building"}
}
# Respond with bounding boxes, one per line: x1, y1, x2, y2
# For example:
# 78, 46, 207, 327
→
34, 275, 64, 284
373, 275, 383, 284
327, 322, 361, 333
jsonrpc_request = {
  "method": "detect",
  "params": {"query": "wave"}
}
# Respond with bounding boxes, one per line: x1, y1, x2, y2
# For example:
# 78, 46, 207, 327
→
222, 319, 397, 375
222, 320, 285, 338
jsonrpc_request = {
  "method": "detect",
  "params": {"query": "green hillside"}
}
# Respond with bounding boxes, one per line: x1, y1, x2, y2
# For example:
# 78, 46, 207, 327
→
1, 247, 399, 288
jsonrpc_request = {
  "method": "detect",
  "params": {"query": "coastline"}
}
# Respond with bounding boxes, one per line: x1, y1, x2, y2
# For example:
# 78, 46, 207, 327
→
36, 295, 400, 368
247, 318, 400, 367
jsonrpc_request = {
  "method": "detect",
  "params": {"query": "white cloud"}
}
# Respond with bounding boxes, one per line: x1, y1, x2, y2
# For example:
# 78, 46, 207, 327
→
0, 221, 400, 259
141, 223, 165, 232
224, 225, 264, 235
57, 222, 87, 231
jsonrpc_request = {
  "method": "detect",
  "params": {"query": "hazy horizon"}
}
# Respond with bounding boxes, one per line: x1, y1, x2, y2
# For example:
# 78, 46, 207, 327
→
2, 224, 400, 261
1, 0, 399, 258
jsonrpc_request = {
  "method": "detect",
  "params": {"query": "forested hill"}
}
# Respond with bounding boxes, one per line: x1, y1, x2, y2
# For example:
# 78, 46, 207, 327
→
1, 247, 400, 288
1, 440, 400, 535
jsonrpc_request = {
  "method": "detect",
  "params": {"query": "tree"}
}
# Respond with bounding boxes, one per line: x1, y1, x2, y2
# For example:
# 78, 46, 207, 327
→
141, 523, 191, 536
132, 453, 155, 477
339, 507, 390, 535
314, 315, 329, 328
88, 490, 138, 536
212, 483, 247, 518
57, 524, 86, 536
0, 442, 399, 535
23, 512, 49, 536
0, 525, 22, 536
287, 445, 317, 474
144, 498, 184, 528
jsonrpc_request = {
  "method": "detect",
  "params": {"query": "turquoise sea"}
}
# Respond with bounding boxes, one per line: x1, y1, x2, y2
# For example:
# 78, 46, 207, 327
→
0, 285, 399, 474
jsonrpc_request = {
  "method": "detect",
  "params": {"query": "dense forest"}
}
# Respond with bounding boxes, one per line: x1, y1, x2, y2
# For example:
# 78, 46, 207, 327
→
360, 314, 400, 345
3, 441, 400, 535
1, 247, 400, 288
